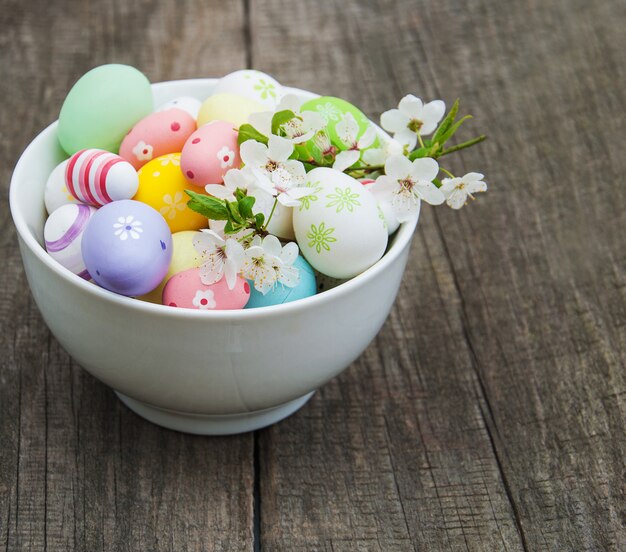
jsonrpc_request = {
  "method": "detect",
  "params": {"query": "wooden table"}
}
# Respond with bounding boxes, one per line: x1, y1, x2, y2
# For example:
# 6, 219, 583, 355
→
1, 1, 624, 550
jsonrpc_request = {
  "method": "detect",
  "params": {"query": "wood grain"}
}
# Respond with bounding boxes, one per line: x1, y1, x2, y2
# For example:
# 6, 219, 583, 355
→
252, 0, 626, 550
0, 2, 255, 551
1, 0, 625, 551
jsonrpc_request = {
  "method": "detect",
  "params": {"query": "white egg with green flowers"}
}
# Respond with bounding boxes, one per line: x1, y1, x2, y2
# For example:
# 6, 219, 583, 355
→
293, 168, 388, 279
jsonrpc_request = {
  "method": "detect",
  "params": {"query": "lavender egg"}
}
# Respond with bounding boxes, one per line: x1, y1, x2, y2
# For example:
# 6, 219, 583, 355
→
81, 200, 172, 296
44, 203, 97, 280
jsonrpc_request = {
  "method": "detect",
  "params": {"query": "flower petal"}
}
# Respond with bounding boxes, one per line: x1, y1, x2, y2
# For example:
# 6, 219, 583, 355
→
262, 234, 282, 257
240, 139, 269, 168
247, 110, 273, 136
416, 182, 446, 205
390, 192, 420, 223
445, 189, 468, 209
393, 128, 418, 150
268, 135, 294, 162
335, 113, 359, 147
280, 241, 299, 265
398, 95, 423, 119
200, 261, 224, 285
411, 157, 439, 183
333, 150, 360, 172
278, 265, 300, 288
357, 126, 377, 149
380, 108, 407, 134
362, 148, 386, 166
385, 154, 413, 179
370, 175, 398, 199
205, 183, 232, 199
464, 172, 485, 182
277, 192, 301, 207
223, 259, 238, 290
421, 100, 446, 127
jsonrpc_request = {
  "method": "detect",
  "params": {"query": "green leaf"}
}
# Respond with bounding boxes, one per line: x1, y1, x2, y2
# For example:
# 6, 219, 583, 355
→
254, 212, 265, 229
226, 200, 243, 223
433, 177, 443, 189
439, 115, 472, 145
185, 190, 230, 220
238, 124, 268, 146
234, 188, 247, 202
238, 195, 256, 219
271, 110, 298, 135
224, 220, 243, 234
431, 99, 459, 146
408, 147, 430, 160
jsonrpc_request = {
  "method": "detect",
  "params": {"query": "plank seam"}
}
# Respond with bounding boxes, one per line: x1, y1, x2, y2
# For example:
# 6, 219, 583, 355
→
253, 431, 261, 552
432, 210, 530, 552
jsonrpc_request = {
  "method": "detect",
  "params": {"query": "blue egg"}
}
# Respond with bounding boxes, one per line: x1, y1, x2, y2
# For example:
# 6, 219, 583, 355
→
81, 200, 172, 297
245, 256, 317, 308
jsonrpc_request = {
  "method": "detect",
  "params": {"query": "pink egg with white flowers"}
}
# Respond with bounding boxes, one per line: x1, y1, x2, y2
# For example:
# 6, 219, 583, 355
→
163, 268, 250, 310
119, 108, 196, 169
180, 121, 241, 186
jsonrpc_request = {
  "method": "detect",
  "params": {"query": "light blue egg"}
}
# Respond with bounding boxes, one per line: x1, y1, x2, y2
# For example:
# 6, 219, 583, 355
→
245, 256, 317, 308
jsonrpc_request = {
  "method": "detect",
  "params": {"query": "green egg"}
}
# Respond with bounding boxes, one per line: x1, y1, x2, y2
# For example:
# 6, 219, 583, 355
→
58, 64, 153, 155
300, 96, 380, 150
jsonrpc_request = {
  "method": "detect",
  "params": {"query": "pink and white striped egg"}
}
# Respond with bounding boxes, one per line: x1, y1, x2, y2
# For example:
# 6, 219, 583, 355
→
119, 108, 196, 169
44, 203, 97, 280
65, 148, 139, 207
180, 121, 241, 186
163, 268, 250, 310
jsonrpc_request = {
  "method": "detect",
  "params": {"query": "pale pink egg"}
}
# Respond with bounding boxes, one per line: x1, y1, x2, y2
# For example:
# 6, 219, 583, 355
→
180, 121, 241, 187
162, 267, 250, 310
119, 108, 196, 169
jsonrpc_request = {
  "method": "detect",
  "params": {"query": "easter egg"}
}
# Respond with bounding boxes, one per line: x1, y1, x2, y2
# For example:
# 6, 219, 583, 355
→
180, 121, 241, 186
361, 180, 400, 235
44, 203, 97, 279
163, 268, 250, 310
156, 96, 202, 119
245, 256, 316, 308
300, 96, 379, 150
213, 70, 282, 109
58, 64, 153, 155
65, 149, 139, 207
44, 159, 81, 214
81, 200, 172, 296
138, 230, 205, 304
133, 153, 208, 233
119, 109, 196, 169
197, 93, 265, 129
293, 167, 388, 279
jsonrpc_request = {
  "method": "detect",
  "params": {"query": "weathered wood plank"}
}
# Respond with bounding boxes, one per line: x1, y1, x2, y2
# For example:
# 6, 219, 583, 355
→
252, 0, 625, 550
0, 2, 255, 551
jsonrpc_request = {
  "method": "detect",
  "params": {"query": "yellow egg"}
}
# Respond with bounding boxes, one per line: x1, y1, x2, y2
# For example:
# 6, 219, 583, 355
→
197, 93, 265, 128
138, 230, 205, 304
134, 153, 208, 233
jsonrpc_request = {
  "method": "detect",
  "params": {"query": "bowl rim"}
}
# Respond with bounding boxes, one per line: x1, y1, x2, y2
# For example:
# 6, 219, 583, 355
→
9, 77, 419, 321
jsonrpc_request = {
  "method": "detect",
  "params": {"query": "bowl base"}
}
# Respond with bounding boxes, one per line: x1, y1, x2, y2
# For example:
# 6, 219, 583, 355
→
115, 391, 315, 435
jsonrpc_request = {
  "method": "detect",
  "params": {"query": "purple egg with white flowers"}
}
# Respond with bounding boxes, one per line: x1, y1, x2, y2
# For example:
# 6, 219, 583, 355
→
45, 203, 97, 280
81, 200, 172, 296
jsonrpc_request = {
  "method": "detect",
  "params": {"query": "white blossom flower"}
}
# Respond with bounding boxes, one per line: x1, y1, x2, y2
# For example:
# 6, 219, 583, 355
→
240, 135, 308, 207
332, 113, 377, 172
113, 216, 143, 241
193, 229, 245, 290
216, 146, 236, 169
249, 94, 326, 143
241, 235, 300, 294
241, 235, 282, 294
205, 166, 256, 200
371, 155, 444, 222
440, 173, 487, 209
380, 95, 445, 149
362, 137, 404, 166
159, 192, 186, 220
192, 289, 217, 310
132, 140, 153, 161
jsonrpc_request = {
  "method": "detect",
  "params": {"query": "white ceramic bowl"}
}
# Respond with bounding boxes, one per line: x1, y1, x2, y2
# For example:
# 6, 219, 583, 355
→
10, 79, 418, 435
